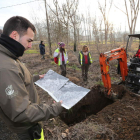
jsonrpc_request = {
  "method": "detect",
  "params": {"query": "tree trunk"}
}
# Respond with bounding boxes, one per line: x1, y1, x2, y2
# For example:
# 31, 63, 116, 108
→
44, 0, 52, 56
74, 27, 77, 52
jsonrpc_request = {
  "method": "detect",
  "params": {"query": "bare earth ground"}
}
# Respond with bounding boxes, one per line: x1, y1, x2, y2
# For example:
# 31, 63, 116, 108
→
1, 51, 140, 140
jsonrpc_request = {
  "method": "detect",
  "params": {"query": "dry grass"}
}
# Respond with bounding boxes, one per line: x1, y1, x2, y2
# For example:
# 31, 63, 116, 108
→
67, 76, 80, 84
70, 121, 117, 140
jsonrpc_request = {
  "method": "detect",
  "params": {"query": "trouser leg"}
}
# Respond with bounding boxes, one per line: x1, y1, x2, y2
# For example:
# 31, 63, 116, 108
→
64, 64, 66, 76
85, 64, 90, 81
60, 61, 66, 77
81, 65, 85, 80
42, 54, 45, 59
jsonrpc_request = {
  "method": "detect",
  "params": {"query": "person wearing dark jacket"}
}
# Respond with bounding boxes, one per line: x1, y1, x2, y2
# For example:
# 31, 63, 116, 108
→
0, 16, 63, 140
79, 45, 92, 81
39, 41, 45, 59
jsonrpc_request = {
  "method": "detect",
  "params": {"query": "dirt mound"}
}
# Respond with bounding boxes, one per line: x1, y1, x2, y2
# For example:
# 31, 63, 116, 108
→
67, 76, 80, 84
67, 87, 140, 140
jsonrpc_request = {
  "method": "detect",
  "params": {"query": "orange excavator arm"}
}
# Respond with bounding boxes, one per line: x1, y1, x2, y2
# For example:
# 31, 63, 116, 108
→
99, 48, 128, 96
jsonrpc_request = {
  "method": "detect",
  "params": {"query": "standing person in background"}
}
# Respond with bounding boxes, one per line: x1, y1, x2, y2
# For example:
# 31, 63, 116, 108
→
0, 16, 63, 140
79, 45, 92, 81
53, 42, 68, 77
39, 41, 45, 59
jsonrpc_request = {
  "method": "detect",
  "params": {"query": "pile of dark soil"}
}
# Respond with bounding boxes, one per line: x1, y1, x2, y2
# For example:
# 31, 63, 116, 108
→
67, 87, 140, 140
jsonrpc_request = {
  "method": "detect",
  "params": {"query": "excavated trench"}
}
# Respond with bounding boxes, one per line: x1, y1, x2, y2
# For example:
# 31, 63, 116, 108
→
60, 84, 126, 125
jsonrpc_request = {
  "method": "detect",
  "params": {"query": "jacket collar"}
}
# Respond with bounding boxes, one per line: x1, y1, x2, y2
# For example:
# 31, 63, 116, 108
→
0, 34, 25, 58
0, 44, 17, 59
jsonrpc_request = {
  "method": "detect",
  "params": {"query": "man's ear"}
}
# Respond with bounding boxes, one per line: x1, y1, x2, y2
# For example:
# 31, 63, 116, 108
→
9, 31, 19, 41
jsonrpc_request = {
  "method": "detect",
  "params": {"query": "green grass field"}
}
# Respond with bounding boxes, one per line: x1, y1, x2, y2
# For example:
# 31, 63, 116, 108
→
24, 50, 39, 54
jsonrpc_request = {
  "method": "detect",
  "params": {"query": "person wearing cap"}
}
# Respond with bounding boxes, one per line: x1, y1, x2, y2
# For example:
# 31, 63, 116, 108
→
53, 42, 68, 76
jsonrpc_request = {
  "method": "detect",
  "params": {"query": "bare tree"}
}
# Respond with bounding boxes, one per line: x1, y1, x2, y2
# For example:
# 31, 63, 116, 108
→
69, 0, 80, 51
86, 12, 93, 47
109, 24, 115, 47
34, 22, 47, 41
47, 0, 79, 47
48, 14, 62, 45
44, 0, 52, 55
99, 18, 104, 44
30, 9, 46, 41
98, 0, 113, 47
115, 0, 139, 35
115, 0, 139, 49
70, 14, 81, 51
92, 16, 101, 53
49, 0, 63, 43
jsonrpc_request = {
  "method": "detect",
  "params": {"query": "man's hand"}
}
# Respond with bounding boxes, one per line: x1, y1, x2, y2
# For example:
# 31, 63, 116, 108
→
39, 74, 45, 79
59, 100, 62, 104
53, 100, 62, 104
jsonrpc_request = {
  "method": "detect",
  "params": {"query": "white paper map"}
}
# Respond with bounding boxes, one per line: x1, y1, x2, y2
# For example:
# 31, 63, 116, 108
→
35, 69, 90, 109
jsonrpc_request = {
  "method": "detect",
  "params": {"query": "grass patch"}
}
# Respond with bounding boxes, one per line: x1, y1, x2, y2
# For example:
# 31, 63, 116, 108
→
40, 70, 47, 75
25, 50, 39, 54
33, 72, 39, 75
111, 77, 116, 80
67, 64, 81, 70
96, 81, 103, 85
51, 61, 56, 65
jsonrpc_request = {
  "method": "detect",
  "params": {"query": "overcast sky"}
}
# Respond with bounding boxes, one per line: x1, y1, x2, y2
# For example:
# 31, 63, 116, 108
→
0, 0, 140, 32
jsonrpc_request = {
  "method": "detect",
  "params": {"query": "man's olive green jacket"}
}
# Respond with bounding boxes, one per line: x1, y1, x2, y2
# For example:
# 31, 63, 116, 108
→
0, 44, 63, 133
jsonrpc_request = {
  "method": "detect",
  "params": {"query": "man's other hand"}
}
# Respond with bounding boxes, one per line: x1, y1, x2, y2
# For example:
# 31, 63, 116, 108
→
39, 74, 45, 79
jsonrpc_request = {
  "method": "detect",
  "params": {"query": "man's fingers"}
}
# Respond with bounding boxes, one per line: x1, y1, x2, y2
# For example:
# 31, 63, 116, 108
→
53, 100, 62, 104
39, 74, 45, 79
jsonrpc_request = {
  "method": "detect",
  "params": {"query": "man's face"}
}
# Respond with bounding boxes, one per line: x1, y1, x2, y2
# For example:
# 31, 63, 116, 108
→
18, 28, 34, 51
